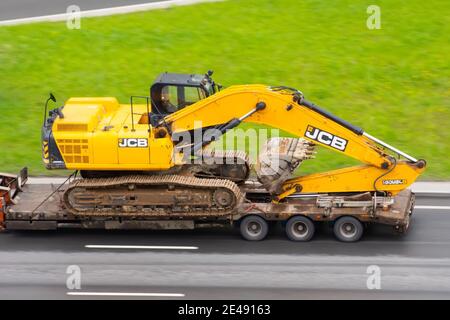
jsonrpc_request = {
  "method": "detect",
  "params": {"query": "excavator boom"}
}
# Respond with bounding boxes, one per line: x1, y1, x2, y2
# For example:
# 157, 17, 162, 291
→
164, 84, 425, 196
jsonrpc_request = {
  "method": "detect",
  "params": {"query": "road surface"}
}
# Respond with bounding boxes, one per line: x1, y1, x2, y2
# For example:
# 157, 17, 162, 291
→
0, 0, 169, 20
1, 192, 449, 299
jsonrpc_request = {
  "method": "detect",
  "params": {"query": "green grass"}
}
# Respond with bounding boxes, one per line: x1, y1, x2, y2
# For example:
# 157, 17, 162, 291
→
0, 0, 448, 179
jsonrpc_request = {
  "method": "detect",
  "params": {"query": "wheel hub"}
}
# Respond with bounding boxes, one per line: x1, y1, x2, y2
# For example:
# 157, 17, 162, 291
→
341, 223, 357, 238
248, 222, 262, 235
292, 222, 308, 237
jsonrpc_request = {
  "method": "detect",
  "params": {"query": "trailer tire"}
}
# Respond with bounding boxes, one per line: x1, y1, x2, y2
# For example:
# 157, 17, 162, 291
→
333, 216, 364, 242
239, 215, 269, 241
285, 215, 315, 241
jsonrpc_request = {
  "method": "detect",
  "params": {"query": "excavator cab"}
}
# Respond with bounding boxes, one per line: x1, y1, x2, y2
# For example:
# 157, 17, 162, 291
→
150, 71, 218, 115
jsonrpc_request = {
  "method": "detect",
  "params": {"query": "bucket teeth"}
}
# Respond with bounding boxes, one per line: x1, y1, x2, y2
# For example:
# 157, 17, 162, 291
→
255, 137, 316, 194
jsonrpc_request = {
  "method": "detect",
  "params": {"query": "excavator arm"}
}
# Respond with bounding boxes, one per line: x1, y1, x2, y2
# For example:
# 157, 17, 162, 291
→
163, 84, 426, 197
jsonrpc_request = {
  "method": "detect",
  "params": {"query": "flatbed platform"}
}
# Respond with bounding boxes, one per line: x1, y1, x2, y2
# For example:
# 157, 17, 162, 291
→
2, 178, 415, 240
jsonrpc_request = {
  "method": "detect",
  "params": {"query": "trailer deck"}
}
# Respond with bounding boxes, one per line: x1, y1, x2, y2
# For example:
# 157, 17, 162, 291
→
2, 172, 414, 239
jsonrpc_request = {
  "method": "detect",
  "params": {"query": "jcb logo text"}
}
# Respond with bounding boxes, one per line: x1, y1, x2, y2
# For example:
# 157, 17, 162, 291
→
118, 138, 148, 148
305, 125, 348, 151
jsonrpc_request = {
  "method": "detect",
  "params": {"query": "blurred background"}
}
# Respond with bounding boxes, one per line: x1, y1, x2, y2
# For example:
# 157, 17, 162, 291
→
0, 0, 448, 178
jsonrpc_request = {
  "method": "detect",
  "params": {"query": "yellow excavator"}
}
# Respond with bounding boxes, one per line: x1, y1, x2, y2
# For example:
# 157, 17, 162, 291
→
1, 71, 426, 241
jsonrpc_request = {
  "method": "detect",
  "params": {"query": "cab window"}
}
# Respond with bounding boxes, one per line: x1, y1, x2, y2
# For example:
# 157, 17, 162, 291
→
185, 86, 207, 104
159, 85, 206, 114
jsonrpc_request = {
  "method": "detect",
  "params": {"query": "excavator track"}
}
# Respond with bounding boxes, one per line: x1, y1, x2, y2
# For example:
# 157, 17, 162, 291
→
63, 175, 243, 218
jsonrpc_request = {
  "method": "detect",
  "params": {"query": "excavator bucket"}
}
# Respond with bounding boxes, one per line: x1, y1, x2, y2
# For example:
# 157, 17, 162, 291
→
255, 138, 315, 194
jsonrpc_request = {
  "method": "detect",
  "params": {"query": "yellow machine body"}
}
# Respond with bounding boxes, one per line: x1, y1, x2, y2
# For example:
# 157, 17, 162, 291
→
51, 97, 175, 171
47, 83, 425, 198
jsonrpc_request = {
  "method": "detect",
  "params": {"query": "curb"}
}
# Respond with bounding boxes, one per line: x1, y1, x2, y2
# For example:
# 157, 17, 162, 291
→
411, 182, 450, 196
0, 0, 222, 26
413, 192, 450, 197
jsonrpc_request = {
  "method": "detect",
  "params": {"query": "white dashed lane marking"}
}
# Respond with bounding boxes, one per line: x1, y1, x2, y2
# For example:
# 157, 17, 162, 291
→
85, 245, 199, 250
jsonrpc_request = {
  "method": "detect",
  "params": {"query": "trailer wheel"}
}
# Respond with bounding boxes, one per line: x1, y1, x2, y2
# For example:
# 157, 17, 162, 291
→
239, 215, 269, 241
333, 216, 364, 242
285, 215, 315, 241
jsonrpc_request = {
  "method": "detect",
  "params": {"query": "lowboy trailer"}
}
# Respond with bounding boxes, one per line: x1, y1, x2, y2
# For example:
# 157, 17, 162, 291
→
0, 168, 414, 242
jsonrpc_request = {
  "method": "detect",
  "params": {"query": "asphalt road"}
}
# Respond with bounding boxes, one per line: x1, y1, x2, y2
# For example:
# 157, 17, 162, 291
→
2, 0, 448, 301
1, 194, 449, 299
0, 0, 168, 20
